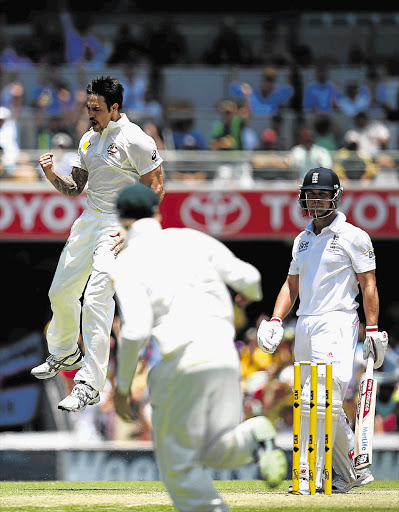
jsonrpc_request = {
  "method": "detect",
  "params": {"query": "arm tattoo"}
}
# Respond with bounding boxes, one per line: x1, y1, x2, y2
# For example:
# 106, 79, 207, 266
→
52, 167, 88, 197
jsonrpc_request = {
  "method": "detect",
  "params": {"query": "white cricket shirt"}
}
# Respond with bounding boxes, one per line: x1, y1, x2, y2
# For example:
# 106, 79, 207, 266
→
73, 113, 163, 213
112, 219, 262, 363
289, 212, 376, 316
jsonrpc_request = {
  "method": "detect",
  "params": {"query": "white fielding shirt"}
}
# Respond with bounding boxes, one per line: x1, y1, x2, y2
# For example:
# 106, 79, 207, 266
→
73, 113, 163, 213
111, 219, 262, 376
289, 212, 376, 316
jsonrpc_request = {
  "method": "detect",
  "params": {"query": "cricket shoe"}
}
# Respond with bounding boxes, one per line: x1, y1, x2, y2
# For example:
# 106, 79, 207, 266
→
253, 417, 287, 488
31, 348, 83, 379
332, 468, 374, 493
288, 463, 310, 494
58, 382, 100, 412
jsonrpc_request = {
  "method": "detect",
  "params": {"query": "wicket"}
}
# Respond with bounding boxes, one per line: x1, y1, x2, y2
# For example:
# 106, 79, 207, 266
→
292, 361, 333, 495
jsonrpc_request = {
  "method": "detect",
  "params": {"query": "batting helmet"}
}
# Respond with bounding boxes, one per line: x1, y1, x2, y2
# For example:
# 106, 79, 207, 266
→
298, 167, 343, 217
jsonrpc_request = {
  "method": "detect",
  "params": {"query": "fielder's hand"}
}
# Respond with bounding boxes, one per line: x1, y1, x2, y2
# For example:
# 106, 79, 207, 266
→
114, 387, 134, 422
257, 317, 284, 354
110, 228, 127, 257
363, 326, 388, 369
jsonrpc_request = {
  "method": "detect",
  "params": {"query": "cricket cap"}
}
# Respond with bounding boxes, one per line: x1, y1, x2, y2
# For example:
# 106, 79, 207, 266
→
116, 184, 159, 219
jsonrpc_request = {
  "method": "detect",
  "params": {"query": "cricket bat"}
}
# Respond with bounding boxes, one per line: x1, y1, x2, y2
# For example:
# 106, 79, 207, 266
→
354, 354, 377, 469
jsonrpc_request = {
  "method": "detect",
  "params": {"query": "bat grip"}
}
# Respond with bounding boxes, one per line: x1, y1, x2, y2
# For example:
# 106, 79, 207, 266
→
365, 354, 374, 380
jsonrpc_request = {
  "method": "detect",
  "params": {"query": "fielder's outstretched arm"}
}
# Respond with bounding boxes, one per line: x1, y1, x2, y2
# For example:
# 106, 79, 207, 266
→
39, 153, 88, 197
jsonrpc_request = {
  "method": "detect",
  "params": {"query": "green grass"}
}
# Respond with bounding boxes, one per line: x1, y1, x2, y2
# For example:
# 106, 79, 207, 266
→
0, 480, 398, 511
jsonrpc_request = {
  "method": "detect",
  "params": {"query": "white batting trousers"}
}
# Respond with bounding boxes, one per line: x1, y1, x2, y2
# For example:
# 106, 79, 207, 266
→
46, 207, 120, 391
294, 310, 360, 485
148, 346, 263, 512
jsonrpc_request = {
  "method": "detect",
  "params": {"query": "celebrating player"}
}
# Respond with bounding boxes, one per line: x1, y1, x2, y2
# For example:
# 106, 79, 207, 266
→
31, 76, 164, 412
110, 183, 287, 512
257, 167, 388, 493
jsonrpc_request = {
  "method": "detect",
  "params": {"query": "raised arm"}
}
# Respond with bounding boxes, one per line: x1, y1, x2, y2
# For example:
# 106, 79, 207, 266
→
39, 153, 88, 197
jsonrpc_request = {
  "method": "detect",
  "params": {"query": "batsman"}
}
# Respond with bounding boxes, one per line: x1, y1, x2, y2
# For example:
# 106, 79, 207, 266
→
257, 167, 388, 494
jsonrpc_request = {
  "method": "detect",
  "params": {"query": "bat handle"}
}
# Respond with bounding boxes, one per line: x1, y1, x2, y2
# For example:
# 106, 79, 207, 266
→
365, 354, 374, 380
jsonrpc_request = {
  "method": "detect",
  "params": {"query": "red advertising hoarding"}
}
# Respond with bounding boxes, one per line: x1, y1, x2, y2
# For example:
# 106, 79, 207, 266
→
0, 189, 398, 240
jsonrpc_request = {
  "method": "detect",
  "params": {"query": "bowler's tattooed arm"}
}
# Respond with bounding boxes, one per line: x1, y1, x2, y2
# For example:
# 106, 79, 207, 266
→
51, 167, 88, 197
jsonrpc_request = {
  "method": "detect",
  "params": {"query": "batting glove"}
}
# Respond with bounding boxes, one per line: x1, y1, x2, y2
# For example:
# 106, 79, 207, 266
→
363, 326, 388, 369
257, 317, 284, 354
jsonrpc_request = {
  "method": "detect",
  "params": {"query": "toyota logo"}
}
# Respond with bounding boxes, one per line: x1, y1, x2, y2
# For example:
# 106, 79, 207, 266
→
180, 191, 250, 236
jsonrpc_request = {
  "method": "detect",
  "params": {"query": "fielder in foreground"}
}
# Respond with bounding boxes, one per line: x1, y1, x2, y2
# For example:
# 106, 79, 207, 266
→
257, 167, 388, 494
111, 184, 287, 512
31, 76, 164, 412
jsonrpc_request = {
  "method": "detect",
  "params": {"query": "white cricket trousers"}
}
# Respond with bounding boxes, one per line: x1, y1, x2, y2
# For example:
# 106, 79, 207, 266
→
148, 345, 264, 512
295, 310, 360, 483
46, 207, 120, 391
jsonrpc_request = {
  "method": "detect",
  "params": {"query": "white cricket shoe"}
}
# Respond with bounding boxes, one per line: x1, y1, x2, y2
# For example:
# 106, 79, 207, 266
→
332, 468, 374, 493
288, 463, 310, 494
253, 418, 288, 488
31, 348, 83, 379
58, 382, 100, 412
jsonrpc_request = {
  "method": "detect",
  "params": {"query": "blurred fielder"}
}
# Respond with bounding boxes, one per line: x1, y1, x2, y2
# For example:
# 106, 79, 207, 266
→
257, 167, 388, 494
31, 76, 164, 412
111, 184, 287, 512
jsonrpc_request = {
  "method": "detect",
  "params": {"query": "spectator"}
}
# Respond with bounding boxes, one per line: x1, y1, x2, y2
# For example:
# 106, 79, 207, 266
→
289, 127, 333, 180
365, 66, 389, 115
146, 17, 188, 66
230, 67, 293, 117
107, 23, 148, 65
252, 17, 291, 66
120, 65, 147, 113
0, 106, 19, 175
239, 327, 272, 384
343, 111, 390, 159
303, 62, 339, 115
202, 16, 252, 66
251, 129, 291, 181
209, 99, 245, 150
133, 89, 164, 127
142, 121, 165, 151
336, 80, 370, 117
167, 99, 208, 150
333, 132, 377, 184
31, 66, 74, 117
59, 8, 112, 66
313, 114, 339, 152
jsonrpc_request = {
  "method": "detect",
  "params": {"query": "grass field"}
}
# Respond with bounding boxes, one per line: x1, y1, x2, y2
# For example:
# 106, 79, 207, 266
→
1, 480, 398, 512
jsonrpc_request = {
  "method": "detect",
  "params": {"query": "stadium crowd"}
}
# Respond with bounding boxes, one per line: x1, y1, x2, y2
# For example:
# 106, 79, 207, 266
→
1, 8, 399, 184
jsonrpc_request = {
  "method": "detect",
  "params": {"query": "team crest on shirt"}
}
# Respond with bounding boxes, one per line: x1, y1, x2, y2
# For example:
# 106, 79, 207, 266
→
327, 234, 340, 253
107, 143, 118, 155
298, 241, 309, 253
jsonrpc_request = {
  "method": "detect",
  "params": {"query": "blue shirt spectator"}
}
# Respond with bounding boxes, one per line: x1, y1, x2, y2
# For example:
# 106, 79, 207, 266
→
303, 64, 339, 114
336, 81, 370, 117
230, 67, 293, 116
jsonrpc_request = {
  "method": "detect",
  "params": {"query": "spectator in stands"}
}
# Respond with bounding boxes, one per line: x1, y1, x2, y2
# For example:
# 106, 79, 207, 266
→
146, 17, 188, 66
313, 114, 339, 152
107, 23, 148, 66
251, 129, 291, 181
38, 132, 76, 179
132, 89, 163, 127
336, 80, 370, 117
120, 65, 147, 113
288, 127, 333, 180
59, 8, 112, 66
303, 62, 339, 115
229, 67, 294, 117
167, 99, 208, 151
333, 132, 377, 184
252, 17, 292, 66
239, 327, 272, 385
365, 66, 389, 115
209, 99, 245, 150
202, 16, 252, 66
343, 111, 390, 160
31, 66, 74, 117
0, 106, 19, 175
142, 121, 165, 151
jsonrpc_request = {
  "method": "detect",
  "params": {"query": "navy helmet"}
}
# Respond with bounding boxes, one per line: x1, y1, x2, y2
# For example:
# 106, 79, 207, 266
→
298, 167, 343, 218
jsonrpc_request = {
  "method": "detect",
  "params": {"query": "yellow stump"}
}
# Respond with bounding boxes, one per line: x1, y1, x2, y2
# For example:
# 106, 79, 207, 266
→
324, 363, 333, 495
308, 363, 317, 495
292, 362, 301, 494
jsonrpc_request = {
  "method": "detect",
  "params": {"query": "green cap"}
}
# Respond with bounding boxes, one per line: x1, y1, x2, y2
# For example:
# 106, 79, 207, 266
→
116, 184, 159, 219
